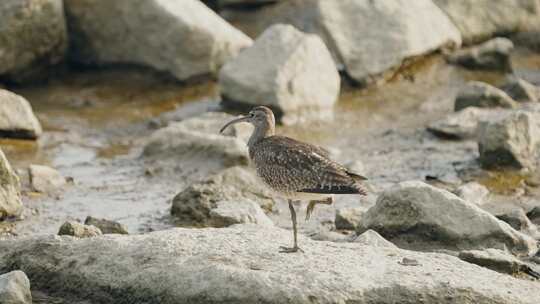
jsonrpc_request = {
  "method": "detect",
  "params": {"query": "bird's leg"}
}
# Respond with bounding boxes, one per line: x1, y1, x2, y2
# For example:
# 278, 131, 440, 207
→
280, 200, 303, 253
305, 196, 333, 221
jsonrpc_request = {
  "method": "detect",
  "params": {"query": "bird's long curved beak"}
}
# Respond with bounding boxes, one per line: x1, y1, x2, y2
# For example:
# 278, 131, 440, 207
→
219, 116, 250, 133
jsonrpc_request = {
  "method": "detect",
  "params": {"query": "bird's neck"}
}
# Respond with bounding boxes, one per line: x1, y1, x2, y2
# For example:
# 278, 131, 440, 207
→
248, 123, 274, 148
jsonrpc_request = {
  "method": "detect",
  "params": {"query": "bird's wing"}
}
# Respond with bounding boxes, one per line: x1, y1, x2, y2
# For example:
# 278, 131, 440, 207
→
255, 136, 366, 195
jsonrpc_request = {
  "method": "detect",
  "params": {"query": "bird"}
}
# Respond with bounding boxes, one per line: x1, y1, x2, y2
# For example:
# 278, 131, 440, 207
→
220, 106, 367, 253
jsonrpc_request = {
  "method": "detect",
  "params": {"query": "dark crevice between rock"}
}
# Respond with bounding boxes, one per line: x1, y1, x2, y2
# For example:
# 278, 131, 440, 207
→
0, 130, 39, 140
478, 147, 525, 170
364, 223, 531, 255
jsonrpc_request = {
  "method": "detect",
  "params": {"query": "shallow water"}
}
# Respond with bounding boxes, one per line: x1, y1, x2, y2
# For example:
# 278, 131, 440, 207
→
0, 42, 539, 304
1, 49, 538, 239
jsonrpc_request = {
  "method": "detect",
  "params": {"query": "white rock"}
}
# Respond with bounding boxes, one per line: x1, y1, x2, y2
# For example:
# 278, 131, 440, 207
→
0, 149, 23, 219
58, 221, 102, 238
433, 0, 540, 44
512, 30, 540, 52
353, 229, 397, 248
0, 0, 67, 81
0, 270, 32, 304
209, 199, 273, 227
0, 90, 42, 139
1, 225, 540, 303
478, 111, 540, 170
428, 107, 511, 139
220, 24, 339, 124
262, 0, 461, 84
171, 166, 275, 226
455, 81, 519, 111
169, 112, 252, 144
143, 112, 249, 167
28, 165, 66, 193
454, 182, 490, 206
64, 0, 252, 81
358, 181, 537, 255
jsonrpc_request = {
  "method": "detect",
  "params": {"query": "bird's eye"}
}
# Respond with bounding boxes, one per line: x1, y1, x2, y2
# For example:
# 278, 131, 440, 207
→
249, 113, 255, 117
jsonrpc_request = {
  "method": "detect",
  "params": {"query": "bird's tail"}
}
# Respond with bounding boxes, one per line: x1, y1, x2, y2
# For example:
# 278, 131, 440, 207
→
347, 171, 368, 195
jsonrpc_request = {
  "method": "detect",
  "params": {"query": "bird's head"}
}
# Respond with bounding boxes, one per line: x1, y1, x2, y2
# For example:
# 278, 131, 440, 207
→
220, 106, 275, 134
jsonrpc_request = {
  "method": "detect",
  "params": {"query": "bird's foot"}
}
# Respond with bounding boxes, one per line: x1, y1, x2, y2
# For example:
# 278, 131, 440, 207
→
305, 201, 316, 221
279, 245, 304, 253
305, 197, 333, 221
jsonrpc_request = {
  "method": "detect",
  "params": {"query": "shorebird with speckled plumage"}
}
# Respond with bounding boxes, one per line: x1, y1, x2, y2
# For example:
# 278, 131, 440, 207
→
220, 106, 367, 253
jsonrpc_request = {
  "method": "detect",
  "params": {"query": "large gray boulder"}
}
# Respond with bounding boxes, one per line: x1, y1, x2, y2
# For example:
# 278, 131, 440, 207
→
433, 0, 540, 44
0, 149, 23, 219
171, 166, 275, 226
143, 112, 249, 167
64, 0, 252, 81
455, 81, 519, 111
252, 0, 461, 84
357, 181, 537, 255
220, 24, 340, 124
0, 90, 42, 140
478, 111, 540, 170
447, 37, 514, 71
0, 0, 67, 81
1, 225, 540, 303
0, 270, 32, 304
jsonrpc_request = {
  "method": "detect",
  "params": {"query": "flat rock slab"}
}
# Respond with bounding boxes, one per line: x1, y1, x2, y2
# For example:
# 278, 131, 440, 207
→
1, 225, 540, 304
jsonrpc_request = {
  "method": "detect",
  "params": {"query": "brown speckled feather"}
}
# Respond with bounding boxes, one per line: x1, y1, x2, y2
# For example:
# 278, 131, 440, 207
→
250, 136, 367, 196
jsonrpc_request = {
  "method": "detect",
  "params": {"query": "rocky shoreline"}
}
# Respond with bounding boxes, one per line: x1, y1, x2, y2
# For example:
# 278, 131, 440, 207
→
1, 0, 540, 303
